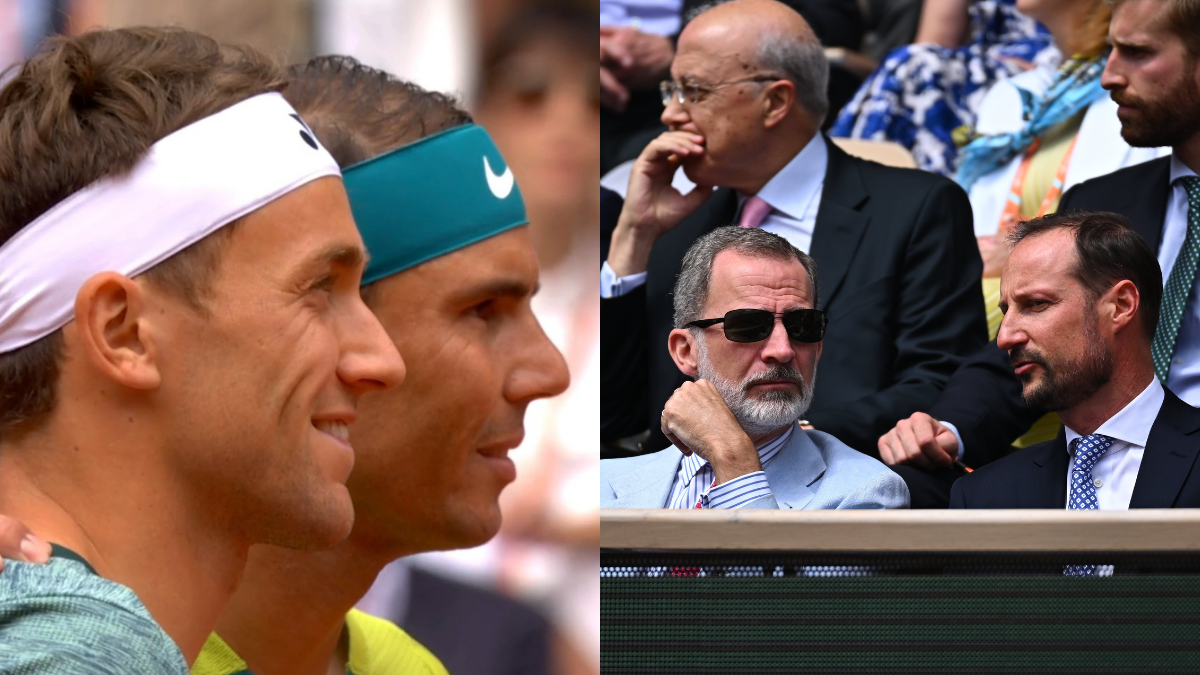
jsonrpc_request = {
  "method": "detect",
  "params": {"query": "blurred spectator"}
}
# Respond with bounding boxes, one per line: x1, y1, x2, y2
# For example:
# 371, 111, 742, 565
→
101, 0, 312, 63
601, 0, 865, 175
0, 0, 96, 74
318, 0, 475, 101
0, 0, 22, 72
831, 0, 1056, 175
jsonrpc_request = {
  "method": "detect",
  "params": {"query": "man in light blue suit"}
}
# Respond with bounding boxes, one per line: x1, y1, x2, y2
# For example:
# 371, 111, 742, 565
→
601, 227, 909, 509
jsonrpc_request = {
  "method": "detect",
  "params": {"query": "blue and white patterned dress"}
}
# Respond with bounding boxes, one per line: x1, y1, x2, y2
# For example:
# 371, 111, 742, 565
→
829, 0, 1056, 176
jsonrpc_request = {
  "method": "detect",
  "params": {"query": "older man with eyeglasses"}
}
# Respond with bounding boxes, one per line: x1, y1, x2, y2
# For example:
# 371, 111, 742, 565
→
600, 0, 986, 490
601, 226, 909, 509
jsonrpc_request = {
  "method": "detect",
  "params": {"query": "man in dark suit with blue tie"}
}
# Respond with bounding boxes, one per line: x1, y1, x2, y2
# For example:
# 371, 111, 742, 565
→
950, 211, 1200, 509
880, 0, 1200, 507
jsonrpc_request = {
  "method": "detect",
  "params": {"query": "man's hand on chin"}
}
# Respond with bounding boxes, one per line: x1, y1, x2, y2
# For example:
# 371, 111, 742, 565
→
606, 131, 714, 277
661, 379, 762, 485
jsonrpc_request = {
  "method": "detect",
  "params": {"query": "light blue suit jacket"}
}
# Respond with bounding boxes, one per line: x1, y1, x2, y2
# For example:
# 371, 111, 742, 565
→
601, 426, 910, 509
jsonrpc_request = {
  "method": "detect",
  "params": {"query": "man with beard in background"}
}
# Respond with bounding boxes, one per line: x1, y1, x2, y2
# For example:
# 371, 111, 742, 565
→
951, 211, 1200, 512
601, 227, 908, 510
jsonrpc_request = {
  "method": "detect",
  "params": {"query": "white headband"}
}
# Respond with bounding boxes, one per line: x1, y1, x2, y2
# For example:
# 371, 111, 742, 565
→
0, 92, 341, 354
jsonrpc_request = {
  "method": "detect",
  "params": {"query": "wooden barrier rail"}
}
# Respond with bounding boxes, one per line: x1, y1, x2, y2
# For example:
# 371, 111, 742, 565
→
601, 508, 1200, 551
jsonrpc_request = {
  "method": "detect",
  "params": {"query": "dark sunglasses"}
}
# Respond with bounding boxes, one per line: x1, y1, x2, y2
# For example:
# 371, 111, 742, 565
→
686, 308, 827, 343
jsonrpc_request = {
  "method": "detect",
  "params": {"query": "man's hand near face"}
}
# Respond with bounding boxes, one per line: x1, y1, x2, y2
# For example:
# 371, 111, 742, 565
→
600, 27, 675, 91
661, 379, 762, 486
878, 412, 959, 469
600, 64, 630, 112
607, 132, 715, 276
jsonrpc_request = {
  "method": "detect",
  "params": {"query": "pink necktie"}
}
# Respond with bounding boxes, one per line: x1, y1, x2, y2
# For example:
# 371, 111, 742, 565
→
738, 195, 772, 228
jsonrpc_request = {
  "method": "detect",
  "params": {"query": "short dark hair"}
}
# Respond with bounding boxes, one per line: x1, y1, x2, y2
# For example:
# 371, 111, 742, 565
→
1008, 210, 1162, 338
674, 226, 819, 328
283, 55, 472, 168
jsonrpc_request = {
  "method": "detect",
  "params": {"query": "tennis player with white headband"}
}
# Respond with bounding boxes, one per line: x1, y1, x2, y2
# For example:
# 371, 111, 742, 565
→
0, 28, 403, 673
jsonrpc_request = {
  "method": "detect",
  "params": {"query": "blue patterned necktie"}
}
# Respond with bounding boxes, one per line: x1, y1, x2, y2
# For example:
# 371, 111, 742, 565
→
1151, 176, 1200, 382
1065, 434, 1114, 576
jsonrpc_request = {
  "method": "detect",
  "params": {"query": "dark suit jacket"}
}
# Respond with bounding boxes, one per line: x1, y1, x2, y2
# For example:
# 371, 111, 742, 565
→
950, 388, 1200, 508
395, 566, 551, 675
933, 156, 1174, 467
601, 136, 987, 455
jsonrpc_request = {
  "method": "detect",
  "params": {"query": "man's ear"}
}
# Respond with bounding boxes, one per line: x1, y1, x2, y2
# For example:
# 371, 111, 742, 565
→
71, 272, 162, 391
668, 328, 701, 378
762, 79, 796, 129
1103, 279, 1140, 336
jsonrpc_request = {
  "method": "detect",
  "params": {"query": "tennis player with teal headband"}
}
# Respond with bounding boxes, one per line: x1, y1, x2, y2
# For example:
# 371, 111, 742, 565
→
348, 123, 530, 284
185, 57, 571, 675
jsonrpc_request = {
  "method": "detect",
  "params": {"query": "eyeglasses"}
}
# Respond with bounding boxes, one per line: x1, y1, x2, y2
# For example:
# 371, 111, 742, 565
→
686, 308, 827, 343
659, 76, 781, 106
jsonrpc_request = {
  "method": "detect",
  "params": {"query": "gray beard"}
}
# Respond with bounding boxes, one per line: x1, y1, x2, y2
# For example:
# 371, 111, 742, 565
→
695, 336, 816, 438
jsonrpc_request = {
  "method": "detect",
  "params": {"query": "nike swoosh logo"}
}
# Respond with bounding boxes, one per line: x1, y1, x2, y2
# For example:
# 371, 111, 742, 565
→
483, 156, 514, 200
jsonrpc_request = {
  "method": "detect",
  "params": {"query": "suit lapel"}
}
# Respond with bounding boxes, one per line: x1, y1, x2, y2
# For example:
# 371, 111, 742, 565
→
607, 451, 683, 508
705, 188, 739, 233
809, 137, 870, 309
764, 426, 824, 509
1128, 157, 1171, 252
1026, 429, 1069, 508
1129, 390, 1200, 508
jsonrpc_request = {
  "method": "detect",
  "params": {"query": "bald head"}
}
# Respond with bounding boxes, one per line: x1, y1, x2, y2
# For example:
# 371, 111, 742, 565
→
677, 0, 828, 122
685, 0, 818, 45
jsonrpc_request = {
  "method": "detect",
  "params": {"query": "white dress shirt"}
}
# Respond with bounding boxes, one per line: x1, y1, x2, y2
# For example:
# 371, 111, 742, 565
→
1062, 378, 1163, 510
601, 134, 829, 298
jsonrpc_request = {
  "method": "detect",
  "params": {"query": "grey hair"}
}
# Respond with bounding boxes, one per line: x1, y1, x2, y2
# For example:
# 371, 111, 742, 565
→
684, 0, 830, 122
672, 226, 820, 329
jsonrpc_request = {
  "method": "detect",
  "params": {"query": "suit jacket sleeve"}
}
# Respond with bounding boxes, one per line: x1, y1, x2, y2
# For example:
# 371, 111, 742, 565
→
930, 341, 1045, 468
948, 475, 967, 508
599, 189, 651, 441
839, 470, 911, 509
808, 177, 987, 453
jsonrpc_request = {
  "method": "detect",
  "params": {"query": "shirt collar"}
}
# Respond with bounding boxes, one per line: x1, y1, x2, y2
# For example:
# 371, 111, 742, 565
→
1064, 378, 1165, 455
681, 423, 795, 484
736, 134, 828, 221
1169, 153, 1198, 184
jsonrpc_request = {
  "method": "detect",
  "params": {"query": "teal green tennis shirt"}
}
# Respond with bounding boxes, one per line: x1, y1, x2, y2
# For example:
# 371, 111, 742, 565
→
0, 547, 189, 674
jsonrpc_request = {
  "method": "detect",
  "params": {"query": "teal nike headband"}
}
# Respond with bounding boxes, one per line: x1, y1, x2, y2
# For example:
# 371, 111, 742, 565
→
343, 124, 528, 285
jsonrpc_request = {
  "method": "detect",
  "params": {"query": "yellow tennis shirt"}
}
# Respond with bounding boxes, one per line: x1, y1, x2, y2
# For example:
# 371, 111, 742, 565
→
191, 608, 449, 675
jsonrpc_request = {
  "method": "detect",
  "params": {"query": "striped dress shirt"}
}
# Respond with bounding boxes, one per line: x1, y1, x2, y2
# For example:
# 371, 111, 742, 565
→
666, 425, 792, 509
